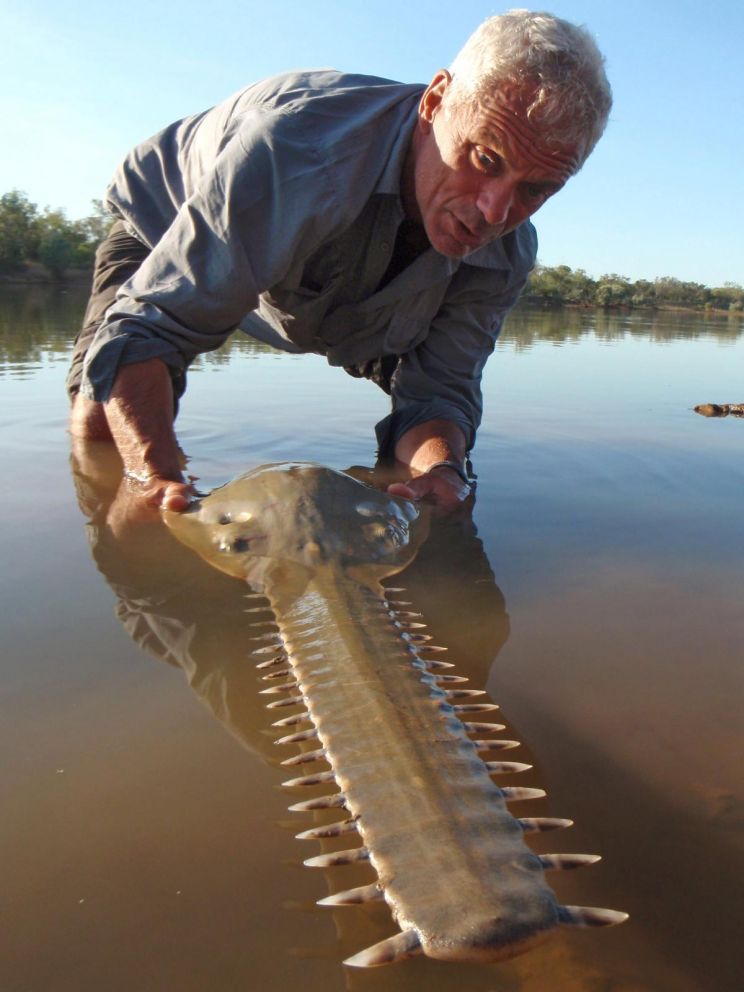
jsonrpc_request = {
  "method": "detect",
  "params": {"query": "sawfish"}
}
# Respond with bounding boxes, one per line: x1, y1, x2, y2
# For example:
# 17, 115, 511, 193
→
163, 462, 627, 966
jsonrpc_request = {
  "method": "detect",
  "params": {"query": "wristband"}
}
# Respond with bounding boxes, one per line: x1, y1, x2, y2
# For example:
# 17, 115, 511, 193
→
427, 460, 472, 488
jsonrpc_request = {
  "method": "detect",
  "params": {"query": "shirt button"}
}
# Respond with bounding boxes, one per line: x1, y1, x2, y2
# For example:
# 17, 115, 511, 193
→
381, 241, 390, 252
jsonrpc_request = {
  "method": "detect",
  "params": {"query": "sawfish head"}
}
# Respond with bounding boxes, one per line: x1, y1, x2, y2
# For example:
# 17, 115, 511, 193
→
163, 463, 428, 594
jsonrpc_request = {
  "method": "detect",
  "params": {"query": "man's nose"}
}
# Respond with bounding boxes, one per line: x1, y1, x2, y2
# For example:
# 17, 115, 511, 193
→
476, 180, 514, 228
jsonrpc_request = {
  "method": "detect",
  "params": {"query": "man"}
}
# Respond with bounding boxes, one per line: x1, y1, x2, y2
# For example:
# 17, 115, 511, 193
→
68, 10, 611, 512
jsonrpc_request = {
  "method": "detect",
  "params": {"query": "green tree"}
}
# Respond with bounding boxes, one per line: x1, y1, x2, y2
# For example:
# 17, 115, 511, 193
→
38, 228, 74, 278
72, 200, 111, 267
36, 208, 80, 278
0, 190, 39, 272
630, 279, 656, 307
595, 274, 631, 307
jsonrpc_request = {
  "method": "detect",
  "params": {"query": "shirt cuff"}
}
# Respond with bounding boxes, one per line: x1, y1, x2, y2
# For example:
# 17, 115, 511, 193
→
81, 331, 186, 402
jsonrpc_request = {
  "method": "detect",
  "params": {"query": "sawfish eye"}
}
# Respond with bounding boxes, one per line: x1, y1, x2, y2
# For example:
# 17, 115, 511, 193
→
232, 537, 251, 552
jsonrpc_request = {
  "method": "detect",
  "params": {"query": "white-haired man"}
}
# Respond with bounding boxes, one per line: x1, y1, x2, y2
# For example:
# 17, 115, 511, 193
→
69, 10, 611, 512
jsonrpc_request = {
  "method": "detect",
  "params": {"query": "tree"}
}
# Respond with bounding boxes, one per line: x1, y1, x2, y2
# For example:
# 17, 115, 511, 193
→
595, 274, 632, 307
36, 208, 79, 278
38, 228, 75, 279
72, 200, 112, 267
0, 190, 39, 272
631, 279, 656, 307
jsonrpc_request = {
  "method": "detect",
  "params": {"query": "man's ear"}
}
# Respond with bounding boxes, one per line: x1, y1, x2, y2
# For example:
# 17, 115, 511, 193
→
418, 69, 452, 129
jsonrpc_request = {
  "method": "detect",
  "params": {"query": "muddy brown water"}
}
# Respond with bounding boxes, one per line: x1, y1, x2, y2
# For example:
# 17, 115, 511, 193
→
1, 286, 742, 991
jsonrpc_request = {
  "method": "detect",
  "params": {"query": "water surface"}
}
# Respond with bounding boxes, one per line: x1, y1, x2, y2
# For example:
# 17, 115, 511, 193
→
1, 287, 742, 991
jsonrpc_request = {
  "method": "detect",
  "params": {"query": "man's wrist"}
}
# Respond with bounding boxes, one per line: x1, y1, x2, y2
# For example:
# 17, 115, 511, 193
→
123, 467, 156, 485
427, 459, 472, 488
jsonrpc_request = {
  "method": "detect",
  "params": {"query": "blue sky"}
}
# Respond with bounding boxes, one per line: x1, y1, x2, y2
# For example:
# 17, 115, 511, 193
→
1, 0, 742, 286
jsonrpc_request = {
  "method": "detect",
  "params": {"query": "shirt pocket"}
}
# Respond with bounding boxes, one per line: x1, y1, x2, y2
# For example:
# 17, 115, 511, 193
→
382, 311, 429, 355
258, 272, 344, 350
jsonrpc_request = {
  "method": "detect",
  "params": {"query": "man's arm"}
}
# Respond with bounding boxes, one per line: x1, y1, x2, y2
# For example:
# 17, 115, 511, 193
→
71, 358, 194, 511
381, 227, 538, 511
388, 417, 471, 510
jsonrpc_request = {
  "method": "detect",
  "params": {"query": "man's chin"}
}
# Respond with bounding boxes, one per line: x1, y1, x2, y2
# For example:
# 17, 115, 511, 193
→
430, 231, 479, 259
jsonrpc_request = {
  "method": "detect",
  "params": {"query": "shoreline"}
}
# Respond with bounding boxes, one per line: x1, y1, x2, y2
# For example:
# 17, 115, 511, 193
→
0, 262, 93, 288
0, 269, 739, 318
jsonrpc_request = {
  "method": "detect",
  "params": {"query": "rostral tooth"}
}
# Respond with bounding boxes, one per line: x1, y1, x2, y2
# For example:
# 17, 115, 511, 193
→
485, 761, 532, 774
518, 817, 574, 832
344, 929, 422, 968
539, 854, 601, 870
452, 703, 500, 713
296, 819, 359, 841
282, 770, 336, 788
501, 787, 547, 801
558, 906, 629, 927
275, 728, 319, 745
280, 747, 327, 766
259, 683, 298, 695
288, 794, 347, 812
266, 694, 305, 708
271, 713, 311, 728
317, 882, 383, 905
255, 655, 286, 669
304, 847, 370, 868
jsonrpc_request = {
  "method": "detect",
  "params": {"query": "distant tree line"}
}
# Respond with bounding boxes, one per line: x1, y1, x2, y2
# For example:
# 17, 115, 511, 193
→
525, 264, 743, 313
0, 190, 111, 279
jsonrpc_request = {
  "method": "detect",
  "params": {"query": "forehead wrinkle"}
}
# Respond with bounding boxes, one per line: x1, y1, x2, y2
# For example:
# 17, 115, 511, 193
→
476, 103, 580, 178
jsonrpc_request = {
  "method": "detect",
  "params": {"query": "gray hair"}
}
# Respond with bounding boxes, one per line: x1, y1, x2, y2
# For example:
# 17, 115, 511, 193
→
447, 9, 612, 168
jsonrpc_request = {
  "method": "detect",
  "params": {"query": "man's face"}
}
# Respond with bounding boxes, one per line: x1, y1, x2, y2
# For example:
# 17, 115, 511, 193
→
407, 71, 582, 258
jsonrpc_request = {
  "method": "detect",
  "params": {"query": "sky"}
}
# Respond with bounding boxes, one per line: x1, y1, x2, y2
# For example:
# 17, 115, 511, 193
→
1, 0, 742, 286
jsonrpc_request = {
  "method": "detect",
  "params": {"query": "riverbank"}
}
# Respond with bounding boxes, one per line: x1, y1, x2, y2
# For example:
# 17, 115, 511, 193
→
1, 266, 741, 319
521, 297, 741, 317
0, 261, 92, 287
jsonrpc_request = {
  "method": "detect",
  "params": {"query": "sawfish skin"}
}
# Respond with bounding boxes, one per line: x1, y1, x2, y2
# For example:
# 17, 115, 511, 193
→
164, 463, 626, 966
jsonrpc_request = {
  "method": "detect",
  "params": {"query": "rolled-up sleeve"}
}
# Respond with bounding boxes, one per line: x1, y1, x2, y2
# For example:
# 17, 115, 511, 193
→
375, 239, 534, 455
81, 108, 336, 401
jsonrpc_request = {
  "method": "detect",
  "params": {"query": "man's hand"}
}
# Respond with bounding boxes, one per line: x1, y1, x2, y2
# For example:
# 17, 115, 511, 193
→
389, 419, 472, 512
107, 477, 197, 539
388, 465, 471, 511
138, 477, 196, 511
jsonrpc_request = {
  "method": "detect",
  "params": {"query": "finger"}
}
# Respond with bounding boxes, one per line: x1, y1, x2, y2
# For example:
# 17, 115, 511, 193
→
160, 486, 194, 512
387, 482, 418, 501
143, 480, 194, 511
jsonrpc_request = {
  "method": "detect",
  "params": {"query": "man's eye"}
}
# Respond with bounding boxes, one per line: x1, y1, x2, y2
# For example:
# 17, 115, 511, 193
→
525, 184, 548, 201
473, 148, 500, 172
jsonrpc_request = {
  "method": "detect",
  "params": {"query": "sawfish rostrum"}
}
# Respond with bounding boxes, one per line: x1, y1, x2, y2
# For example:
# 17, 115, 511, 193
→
164, 463, 627, 966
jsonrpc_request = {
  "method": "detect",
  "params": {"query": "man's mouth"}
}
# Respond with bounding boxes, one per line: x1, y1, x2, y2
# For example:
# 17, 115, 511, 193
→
451, 214, 494, 249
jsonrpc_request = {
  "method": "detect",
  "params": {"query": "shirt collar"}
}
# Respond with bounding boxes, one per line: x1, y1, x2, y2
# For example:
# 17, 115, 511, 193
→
374, 93, 421, 196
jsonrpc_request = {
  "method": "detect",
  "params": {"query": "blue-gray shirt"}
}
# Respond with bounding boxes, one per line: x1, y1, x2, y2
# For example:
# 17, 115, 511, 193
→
81, 69, 537, 451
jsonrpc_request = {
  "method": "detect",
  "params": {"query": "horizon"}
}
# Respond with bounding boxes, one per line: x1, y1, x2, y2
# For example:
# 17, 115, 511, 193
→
2, 0, 741, 286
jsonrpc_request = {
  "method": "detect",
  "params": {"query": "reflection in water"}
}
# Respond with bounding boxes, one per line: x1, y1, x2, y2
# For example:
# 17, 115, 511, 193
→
0, 286, 741, 373
502, 303, 744, 349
